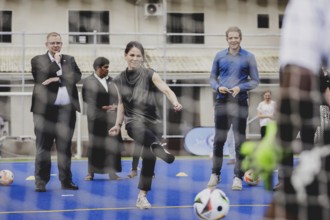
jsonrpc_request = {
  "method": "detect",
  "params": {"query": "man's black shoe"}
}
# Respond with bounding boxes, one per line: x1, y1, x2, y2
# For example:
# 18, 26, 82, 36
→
150, 143, 175, 164
35, 182, 46, 192
61, 181, 79, 190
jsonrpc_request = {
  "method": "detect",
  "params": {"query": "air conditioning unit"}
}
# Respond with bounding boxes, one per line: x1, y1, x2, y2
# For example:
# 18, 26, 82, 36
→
144, 3, 163, 16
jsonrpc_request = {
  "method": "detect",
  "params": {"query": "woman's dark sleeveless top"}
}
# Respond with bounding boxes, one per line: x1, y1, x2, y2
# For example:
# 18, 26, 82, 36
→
115, 67, 160, 125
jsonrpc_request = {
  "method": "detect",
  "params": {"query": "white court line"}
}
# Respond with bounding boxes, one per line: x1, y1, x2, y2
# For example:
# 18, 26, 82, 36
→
0, 204, 270, 215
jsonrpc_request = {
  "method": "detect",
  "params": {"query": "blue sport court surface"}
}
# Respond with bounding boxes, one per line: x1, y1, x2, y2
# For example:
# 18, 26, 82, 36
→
0, 158, 275, 220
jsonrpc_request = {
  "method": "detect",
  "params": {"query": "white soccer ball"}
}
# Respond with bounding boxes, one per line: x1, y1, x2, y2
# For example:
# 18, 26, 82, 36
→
0, 169, 14, 186
193, 188, 230, 220
243, 169, 260, 186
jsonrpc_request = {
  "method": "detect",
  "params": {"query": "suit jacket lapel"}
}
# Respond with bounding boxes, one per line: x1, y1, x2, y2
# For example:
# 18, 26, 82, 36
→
42, 52, 52, 65
92, 74, 108, 93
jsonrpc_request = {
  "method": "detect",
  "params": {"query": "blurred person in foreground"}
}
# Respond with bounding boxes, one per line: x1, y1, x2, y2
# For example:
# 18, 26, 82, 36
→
264, 0, 330, 219
207, 26, 259, 191
31, 32, 81, 192
108, 41, 183, 209
82, 57, 122, 181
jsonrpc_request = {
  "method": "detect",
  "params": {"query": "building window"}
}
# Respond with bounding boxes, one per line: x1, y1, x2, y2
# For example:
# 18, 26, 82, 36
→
0, 11, 12, 43
257, 14, 269, 28
69, 11, 109, 44
167, 13, 204, 44
279, 14, 284, 29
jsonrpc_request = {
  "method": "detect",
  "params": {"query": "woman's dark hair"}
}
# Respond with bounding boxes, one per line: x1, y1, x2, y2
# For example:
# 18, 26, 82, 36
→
93, 57, 109, 71
125, 41, 145, 58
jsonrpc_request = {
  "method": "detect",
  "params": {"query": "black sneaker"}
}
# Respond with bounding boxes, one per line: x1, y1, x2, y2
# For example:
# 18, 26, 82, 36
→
61, 181, 79, 190
35, 182, 46, 192
150, 143, 175, 164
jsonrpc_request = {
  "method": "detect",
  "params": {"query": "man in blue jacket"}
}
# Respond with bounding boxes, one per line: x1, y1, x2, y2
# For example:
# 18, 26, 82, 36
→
207, 26, 259, 190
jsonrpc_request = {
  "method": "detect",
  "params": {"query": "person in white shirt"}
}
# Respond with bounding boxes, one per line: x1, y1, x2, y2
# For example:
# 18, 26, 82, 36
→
257, 90, 276, 138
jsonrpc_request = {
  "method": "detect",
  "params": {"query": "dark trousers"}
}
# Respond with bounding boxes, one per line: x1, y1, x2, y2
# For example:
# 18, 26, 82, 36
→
33, 105, 76, 184
126, 121, 161, 191
260, 126, 266, 138
212, 99, 248, 179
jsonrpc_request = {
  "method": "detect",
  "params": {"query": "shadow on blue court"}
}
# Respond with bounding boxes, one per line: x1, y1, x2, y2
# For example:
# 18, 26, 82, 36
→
0, 158, 275, 220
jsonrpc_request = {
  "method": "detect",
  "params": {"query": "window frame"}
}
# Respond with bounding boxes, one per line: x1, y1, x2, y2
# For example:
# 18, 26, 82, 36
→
68, 10, 110, 44
257, 14, 269, 29
0, 11, 12, 43
166, 12, 205, 44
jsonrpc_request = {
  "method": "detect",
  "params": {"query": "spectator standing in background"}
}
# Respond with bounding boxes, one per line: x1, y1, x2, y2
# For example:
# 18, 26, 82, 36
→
82, 57, 122, 181
31, 32, 81, 192
257, 90, 276, 138
208, 26, 259, 191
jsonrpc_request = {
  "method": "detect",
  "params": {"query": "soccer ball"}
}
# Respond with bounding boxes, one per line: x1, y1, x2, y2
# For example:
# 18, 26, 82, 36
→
243, 169, 260, 186
0, 169, 14, 186
193, 188, 230, 220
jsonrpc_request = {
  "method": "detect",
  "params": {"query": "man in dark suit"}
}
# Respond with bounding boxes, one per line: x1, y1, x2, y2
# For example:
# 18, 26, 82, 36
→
82, 57, 122, 181
31, 32, 81, 192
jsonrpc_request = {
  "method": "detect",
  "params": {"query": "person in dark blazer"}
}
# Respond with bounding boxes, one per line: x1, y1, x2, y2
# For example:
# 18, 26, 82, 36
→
31, 32, 81, 192
82, 57, 122, 181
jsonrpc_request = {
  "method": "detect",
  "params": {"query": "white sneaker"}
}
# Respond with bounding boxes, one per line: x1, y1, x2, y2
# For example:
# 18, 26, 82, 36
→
207, 174, 220, 188
136, 195, 151, 209
232, 177, 243, 190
